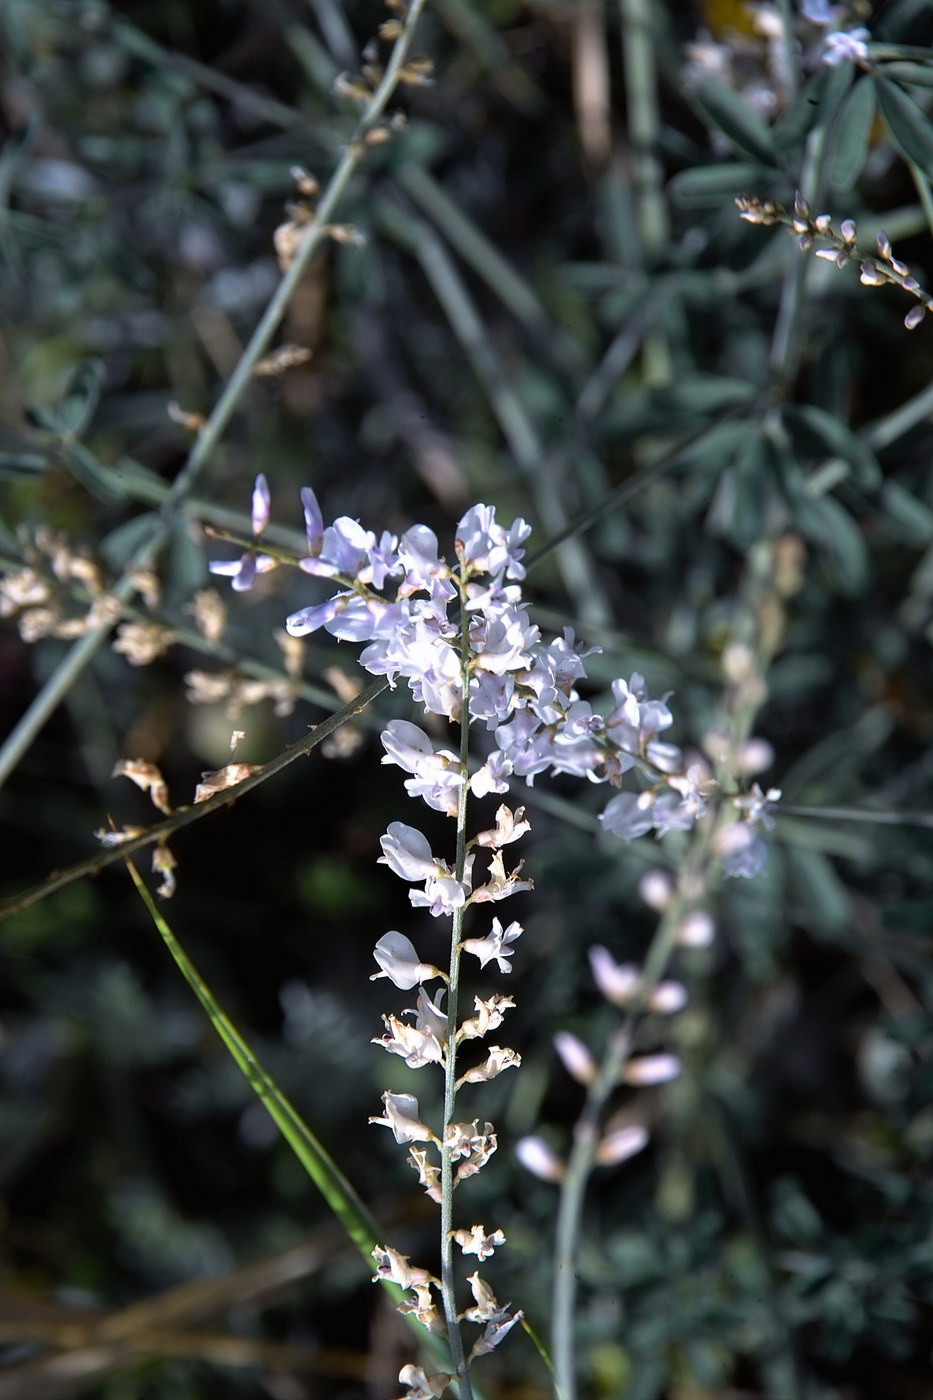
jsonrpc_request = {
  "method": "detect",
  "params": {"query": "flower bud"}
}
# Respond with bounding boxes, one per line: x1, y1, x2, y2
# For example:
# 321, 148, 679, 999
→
553, 1031, 596, 1085
515, 1135, 565, 1182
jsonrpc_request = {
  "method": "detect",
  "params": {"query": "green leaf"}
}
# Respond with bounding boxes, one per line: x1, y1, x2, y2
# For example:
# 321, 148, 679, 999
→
101, 512, 160, 568
782, 403, 881, 489
773, 62, 854, 151
667, 162, 776, 206
875, 75, 933, 181
0, 449, 48, 478
783, 846, 852, 933
879, 61, 933, 90
797, 493, 870, 595
879, 480, 933, 543
828, 78, 876, 190
677, 420, 752, 475
123, 860, 459, 1383
731, 430, 775, 549
692, 79, 779, 166
56, 357, 107, 438
65, 440, 126, 503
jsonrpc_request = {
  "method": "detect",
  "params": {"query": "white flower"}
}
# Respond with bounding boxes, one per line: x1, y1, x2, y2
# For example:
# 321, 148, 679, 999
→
451, 1224, 506, 1259
370, 931, 443, 990
369, 1091, 436, 1144
461, 917, 523, 974
378, 822, 439, 881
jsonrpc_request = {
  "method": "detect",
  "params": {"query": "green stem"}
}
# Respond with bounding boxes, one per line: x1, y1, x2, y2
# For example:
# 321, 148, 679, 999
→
550, 818, 715, 1400
439, 577, 476, 1398
769, 122, 830, 390
0, 0, 427, 792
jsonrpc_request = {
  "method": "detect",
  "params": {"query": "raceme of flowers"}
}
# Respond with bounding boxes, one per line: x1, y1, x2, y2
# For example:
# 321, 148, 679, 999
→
209, 478, 779, 876
210, 479, 780, 1396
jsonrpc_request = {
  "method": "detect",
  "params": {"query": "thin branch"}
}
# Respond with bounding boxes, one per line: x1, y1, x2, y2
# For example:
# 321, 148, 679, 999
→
0, 0, 428, 792
0, 679, 388, 922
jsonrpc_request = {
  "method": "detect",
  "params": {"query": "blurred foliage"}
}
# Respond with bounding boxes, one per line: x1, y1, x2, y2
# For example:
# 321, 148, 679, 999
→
3, 1, 933, 1398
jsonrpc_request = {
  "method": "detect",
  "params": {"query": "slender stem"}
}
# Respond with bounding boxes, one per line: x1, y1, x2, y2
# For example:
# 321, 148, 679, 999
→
779, 804, 933, 829
0, 0, 427, 792
774, 0, 799, 103
769, 123, 828, 390
618, 0, 669, 258
551, 817, 715, 1400
618, 0, 671, 385
439, 575, 476, 1398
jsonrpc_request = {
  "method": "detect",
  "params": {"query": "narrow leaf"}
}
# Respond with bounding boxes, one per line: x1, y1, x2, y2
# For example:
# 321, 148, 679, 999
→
828, 78, 876, 189
668, 162, 776, 206
693, 79, 779, 166
876, 76, 933, 181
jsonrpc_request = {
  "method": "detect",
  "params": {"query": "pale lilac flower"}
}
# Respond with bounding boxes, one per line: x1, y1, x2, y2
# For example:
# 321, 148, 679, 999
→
208, 550, 277, 592
554, 1031, 596, 1085
461, 917, 523, 974
515, 1134, 565, 1182
456, 505, 531, 579
639, 869, 672, 911
463, 1271, 505, 1323
469, 751, 512, 798
286, 591, 383, 641
588, 947, 641, 1006
801, 0, 840, 22
209, 473, 276, 591
380, 720, 435, 771
369, 1091, 435, 1144
299, 515, 376, 580
677, 910, 715, 948
397, 525, 447, 593
468, 671, 516, 727
413, 986, 449, 1045
451, 1225, 506, 1259
369, 1248, 434, 1288
822, 28, 870, 65
396, 1363, 451, 1400
371, 1245, 435, 1290
374, 1010, 445, 1069
595, 1123, 649, 1165
623, 1053, 681, 1086
301, 485, 324, 556
734, 783, 781, 828
371, 931, 442, 990
651, 790, 701, 836
470, 1307, 524, 1358
378, 822, 439, 882
380, 721, 463, 816
410, 872, 468, 918
456, 1045, 522, 1086
600, 791, 656, 841
648, 981, 689, 1015
285, 595, 345, 636
251, 473, 271, 535
717, 822, 769, 878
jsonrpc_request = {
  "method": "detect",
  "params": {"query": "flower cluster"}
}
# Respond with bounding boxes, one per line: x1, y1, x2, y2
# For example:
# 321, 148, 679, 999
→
211, 482, 777, 875
210, 480, 780, 1397
736, 194, 933, 333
